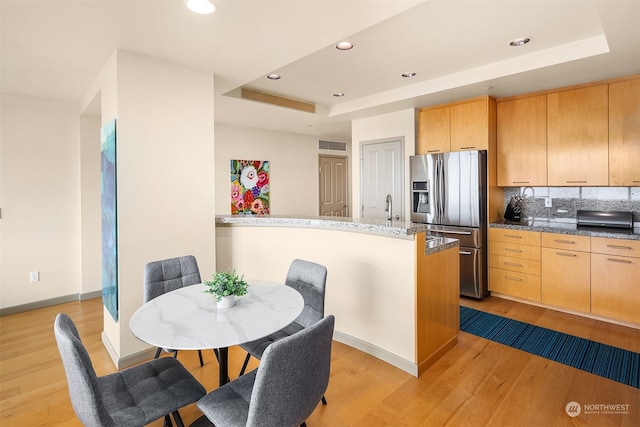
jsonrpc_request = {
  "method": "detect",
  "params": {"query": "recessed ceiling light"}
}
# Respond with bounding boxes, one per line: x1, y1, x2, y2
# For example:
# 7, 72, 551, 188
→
266, 74, 281, 80
402, 72, 416, 78
509, 37, 531, 47
333, 93, 345, 97
186, 0, 216, 14
335, 41, 354, 51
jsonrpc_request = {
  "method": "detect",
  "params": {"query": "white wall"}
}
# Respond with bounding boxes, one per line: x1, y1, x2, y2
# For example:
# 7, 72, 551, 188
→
0, 95, 82, 307
215, 123, 348, 216
78, 50, 217, 363
216, 225, 417, 373
80, 114, 102, 294
351, 108, 416, 219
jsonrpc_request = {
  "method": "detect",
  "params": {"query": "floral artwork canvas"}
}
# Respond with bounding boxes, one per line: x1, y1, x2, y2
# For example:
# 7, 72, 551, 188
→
231, 160, 270, 215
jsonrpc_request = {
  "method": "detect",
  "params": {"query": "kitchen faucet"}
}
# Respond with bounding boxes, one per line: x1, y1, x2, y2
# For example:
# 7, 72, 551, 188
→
521, 186, 535, 199
385, 194, 393, 221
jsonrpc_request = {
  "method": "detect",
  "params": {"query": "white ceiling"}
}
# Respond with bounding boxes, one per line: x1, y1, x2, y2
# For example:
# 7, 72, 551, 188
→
2, 0, 639, 141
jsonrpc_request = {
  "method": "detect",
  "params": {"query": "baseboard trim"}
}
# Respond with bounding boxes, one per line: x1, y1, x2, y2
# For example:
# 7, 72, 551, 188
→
101, 331, 156, 370
333, 330, 418, 377
80, 290, 102, 301
490, 292, 640, 330
0, 291, 102, 317
119, 348, 157, 370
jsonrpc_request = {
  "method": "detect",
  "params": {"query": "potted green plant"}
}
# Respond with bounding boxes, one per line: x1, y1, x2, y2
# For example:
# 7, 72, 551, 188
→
204, 269, 249, 309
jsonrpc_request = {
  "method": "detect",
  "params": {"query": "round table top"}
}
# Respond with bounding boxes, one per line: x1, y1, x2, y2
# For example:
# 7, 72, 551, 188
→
129, 280, 304, 350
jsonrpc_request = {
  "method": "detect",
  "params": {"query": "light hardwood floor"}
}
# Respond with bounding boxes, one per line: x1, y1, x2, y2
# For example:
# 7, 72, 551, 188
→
1, 296, 638, 426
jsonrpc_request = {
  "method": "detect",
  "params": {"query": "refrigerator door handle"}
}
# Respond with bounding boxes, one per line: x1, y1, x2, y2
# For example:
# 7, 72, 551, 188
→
439, 157, 446, 221
436, 156, 443, 221
434, 157, 441, 222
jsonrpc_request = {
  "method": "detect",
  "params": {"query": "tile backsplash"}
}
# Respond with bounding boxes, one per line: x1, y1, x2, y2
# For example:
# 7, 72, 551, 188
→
503, 187, 640, 224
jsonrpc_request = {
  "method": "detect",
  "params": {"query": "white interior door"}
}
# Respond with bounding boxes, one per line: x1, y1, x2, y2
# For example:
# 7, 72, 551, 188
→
361, 138, 404, 220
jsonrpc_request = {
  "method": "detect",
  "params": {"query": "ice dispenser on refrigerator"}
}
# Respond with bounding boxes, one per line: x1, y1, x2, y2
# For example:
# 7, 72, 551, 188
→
412, 181, 430, 213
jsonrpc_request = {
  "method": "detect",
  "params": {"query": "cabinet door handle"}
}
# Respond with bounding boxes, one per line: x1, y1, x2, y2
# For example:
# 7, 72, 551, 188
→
504, 235, 522, 239
566, 180, 587, 184
607, 258, 632, 264
427, 150, 440, 153
504, 262, 523, 267
460, 146, 476, 150
512, 181, 530, 184
554, 239, 575, 244
504, 275, 523, 282
556, 252, 577, 257
606, 244, 632, 251
505, 248, 523, 253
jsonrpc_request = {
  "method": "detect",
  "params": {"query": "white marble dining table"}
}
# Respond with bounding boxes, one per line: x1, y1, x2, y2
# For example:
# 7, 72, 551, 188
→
129, 280, 304, 387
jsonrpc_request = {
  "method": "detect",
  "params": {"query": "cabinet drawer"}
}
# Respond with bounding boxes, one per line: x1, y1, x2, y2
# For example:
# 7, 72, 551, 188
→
489, 228, 540, 246
489, 268, 541, 302
591, 237, 640, 258
489, 254, 540, 275
489, 241, 541, 261
541, 232, 590, 252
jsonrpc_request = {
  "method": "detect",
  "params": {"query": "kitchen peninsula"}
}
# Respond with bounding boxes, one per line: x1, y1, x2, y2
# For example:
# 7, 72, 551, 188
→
215, 215, 460, 376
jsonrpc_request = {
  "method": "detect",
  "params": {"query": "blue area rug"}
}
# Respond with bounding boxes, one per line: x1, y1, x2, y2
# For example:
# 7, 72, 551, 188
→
460, 306, 639, 388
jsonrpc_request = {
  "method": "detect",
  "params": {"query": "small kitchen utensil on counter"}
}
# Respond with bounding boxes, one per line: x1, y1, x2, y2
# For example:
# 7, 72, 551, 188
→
504, 196, 523, 222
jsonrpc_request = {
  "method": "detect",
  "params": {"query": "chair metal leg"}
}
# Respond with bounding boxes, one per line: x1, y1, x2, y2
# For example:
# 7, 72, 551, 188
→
322, 395, 327, 405
197, 350, 204, 367
172, 410, 185, 427
172, 350, 179, 358
239, 352, 251, 376
213, 348, 220, 362
163, 414, 173, 427
300, 423, 307, 427
154, 347, 163, 359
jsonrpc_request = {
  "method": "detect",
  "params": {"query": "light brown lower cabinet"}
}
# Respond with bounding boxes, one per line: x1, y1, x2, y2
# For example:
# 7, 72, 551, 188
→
541, 233, 591, 314
488, 228, 541, 302
590, 237, 640, 325
490, 229, 639, 326
541, 247, 591, 314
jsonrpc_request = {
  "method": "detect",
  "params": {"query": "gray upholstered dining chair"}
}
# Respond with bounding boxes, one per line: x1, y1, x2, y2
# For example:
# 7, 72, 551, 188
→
238, 258, 328, 406
144, 255, 218, 367
54, 313, 206, 427
197, 314, 335, 427
239, 259, 327, 374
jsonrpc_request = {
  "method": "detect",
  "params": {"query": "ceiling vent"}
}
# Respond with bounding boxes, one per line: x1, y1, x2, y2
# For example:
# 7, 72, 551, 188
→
319, 140, 347, 151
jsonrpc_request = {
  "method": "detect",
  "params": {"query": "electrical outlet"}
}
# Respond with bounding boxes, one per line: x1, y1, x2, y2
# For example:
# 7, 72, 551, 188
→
30, 271, 40, 283
544, 197, 552, 208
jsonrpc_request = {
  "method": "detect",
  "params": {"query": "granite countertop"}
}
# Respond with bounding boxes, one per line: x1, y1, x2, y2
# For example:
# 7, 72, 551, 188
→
216, 215, 429, 239
424, 236, 459, 255
216, 215, 459, 255
490, 219, 640, 241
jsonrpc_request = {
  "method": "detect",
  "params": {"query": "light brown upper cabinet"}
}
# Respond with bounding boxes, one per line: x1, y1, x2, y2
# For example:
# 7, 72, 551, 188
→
417, 107, 450, 153
497, 95, 547, 186
547, 85, 609, 186
609, 78, 640, 186
417, 96, 495, 154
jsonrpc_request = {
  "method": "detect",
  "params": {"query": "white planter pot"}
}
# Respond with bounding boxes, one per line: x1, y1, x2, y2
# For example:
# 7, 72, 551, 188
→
217, 295, 235, 309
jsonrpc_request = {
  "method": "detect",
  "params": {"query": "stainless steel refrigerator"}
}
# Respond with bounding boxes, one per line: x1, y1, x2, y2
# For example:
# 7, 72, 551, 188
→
410, 151, 488, 299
